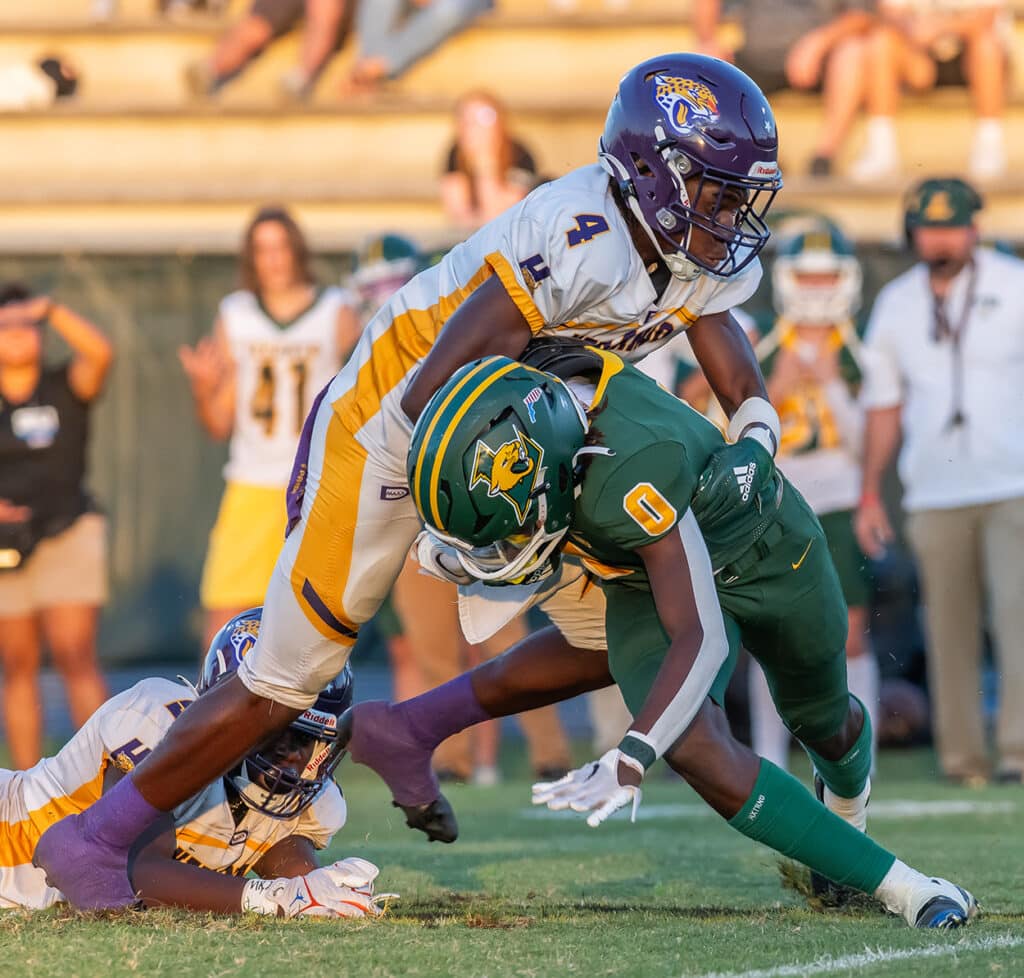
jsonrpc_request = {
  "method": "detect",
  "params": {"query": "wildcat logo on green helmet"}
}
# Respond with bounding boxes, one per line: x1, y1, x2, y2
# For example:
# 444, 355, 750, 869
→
469, 425, 544, 525
407, 355, 586, 584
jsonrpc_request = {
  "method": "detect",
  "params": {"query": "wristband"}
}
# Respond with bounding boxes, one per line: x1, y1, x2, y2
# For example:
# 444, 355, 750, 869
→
858, 491, 881, 509
727, 397, 781, 458
617, 731, 658, 773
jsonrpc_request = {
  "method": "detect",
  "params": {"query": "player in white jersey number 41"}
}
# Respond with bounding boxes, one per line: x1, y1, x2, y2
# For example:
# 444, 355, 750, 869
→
35, 52, 788, 909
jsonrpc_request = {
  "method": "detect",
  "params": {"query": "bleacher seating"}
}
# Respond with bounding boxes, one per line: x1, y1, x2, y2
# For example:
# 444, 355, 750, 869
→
1, 0, 1022, 252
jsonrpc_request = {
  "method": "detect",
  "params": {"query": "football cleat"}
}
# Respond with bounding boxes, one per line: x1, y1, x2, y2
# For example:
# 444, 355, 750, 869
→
337, 703, 459, 843
911, 878, 978, 929
393, 797, 459, 844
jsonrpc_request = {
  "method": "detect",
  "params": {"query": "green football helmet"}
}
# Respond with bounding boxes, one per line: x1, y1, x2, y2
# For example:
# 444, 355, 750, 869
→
771, 216, 861, 326
407, 356, 587, 584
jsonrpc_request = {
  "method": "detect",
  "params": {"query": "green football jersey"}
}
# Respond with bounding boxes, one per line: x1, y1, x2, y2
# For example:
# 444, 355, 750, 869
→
566, 355, 722, 587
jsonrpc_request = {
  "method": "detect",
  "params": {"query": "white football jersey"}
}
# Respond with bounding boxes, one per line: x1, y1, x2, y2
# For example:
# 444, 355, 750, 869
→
222, 287, 346, 487
332, 163, 761, 471
0, 677, 346, 910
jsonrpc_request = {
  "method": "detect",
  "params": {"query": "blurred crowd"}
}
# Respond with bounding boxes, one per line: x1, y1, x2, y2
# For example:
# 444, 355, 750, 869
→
4, 0, 1014, 184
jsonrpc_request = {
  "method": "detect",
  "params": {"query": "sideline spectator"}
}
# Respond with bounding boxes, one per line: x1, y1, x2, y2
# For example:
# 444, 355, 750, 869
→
344, 0, 493, 95
692, 0, 876, 177
850, 1, 1010, 182
186, 0, 351, 102
750, 219, 878, 770
855, 178, 1024, 785
440, 91, 538, 232
0, 286, 113, 769
179, 206, 360, 651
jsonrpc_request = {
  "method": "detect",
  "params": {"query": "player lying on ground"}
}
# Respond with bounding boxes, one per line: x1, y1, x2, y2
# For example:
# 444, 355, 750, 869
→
7, 611, 389, 917
344, 351, 976, 929
33, 53, 790, 908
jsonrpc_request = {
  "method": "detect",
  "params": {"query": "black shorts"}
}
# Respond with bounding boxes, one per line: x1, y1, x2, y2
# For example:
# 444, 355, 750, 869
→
251, 0, 304, 37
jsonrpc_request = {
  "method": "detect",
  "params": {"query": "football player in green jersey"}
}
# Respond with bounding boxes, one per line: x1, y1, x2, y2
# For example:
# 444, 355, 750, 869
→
345, 348, 977, 929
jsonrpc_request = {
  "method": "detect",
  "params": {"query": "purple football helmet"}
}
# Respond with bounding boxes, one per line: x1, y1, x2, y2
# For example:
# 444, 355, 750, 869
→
199, 607, 353, 819
599, 53, 782, 280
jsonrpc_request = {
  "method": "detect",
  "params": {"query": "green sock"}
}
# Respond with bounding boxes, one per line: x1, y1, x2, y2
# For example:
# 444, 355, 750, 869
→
728, 760, 894, 893
803, 694, 873, 799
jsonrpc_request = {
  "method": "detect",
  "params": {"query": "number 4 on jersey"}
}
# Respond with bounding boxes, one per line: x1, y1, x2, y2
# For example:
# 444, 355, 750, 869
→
566, 214, 611, 248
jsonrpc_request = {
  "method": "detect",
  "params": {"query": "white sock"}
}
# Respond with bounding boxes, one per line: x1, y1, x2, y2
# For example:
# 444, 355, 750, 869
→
975, 118, 1004, 149
864, 116, 898, 154
847, 652, 879, 774
823, 777, 871, 833
748, 662, 790, 771
874, 859, 931, 922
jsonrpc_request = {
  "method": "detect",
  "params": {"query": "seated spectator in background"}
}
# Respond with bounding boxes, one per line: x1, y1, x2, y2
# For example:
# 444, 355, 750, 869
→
178, 206, 360, 652
0, 56, 78, 111
851, 0, 1010, 182
93, 0, 228, 21
693, 0, 876, 177
750, 218, 878, 769
440, 91, 538, 232
344, 0, 493, 95
186, 0, 351, 102
0, 286, 113, 770
856, 178, 1024, 786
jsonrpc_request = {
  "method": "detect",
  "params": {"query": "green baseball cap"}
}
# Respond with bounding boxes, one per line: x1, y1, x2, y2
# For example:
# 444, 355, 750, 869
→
904, 177, 983, 230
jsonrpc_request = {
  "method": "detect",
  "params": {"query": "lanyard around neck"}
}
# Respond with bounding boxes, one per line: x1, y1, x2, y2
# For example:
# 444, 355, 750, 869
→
930, 260, 978, 431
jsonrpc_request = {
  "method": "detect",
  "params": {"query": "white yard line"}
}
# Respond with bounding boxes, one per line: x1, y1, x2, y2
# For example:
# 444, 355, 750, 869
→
689, 934, 1024, 978
522, 799, 1017, 821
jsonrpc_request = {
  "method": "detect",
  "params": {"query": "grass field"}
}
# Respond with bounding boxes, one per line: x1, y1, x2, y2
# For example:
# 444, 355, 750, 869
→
3, 748, 1022, 978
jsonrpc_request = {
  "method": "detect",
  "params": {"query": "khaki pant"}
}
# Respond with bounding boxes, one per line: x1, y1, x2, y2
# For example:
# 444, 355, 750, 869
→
391, 558, 571, 778
906, 496, 1024, 779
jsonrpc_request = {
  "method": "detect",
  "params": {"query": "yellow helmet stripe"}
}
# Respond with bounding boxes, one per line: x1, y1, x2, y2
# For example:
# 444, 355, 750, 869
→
411, 357, 504, 520
426, 360, 521, 529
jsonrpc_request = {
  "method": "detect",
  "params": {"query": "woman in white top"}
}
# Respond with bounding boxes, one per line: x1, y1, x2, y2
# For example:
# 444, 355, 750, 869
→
179, 206, 361, 650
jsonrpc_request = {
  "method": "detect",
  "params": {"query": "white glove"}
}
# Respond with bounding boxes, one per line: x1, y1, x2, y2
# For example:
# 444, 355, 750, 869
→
532, 749, 643, 828
241, 856, 396, 918
412, 530, 473, 586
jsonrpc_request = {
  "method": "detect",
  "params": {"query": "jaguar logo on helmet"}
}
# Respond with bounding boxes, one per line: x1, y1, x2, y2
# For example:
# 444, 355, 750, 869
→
229, 617, 260, 658
470, 426, 544, 525
653, 75, 719, 136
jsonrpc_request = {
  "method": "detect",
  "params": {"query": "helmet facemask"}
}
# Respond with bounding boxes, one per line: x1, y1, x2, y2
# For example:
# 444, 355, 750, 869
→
429, 491, 568, 586
772, 224, 862, 325
602, 137, 780, 281
232, 704, 345, 820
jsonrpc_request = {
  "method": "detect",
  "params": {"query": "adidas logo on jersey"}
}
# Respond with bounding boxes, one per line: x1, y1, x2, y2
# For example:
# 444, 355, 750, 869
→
733, 463, 756, 502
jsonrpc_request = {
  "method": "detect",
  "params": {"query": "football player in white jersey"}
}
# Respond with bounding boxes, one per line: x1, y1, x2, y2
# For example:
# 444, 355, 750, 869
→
37, 53, 796, 909
179, 206, 362, 650
1, 610, 390, 918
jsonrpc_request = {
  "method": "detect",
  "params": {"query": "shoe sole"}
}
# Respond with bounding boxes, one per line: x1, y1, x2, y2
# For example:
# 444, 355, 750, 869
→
915, 885, 979, 929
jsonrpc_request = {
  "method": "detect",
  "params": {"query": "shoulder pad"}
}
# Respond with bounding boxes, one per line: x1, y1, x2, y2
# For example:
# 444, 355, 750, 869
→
521, 336, 606, 381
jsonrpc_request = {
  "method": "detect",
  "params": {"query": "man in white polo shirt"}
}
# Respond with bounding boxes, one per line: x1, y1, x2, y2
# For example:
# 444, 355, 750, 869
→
855, 177, 1024, 785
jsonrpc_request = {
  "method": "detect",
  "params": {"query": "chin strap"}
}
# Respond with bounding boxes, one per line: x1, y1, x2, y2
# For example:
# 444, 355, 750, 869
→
599, 153, 702, 282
